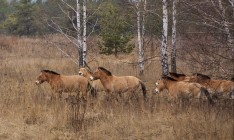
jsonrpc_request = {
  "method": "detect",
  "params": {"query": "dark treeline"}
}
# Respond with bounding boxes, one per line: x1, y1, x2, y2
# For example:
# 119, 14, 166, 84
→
1, 0, 232, 38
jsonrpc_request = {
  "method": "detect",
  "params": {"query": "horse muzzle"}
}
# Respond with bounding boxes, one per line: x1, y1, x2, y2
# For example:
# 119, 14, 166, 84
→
35, 80, 41, 85
154, 89, 159, 94
89, 76, 94, 81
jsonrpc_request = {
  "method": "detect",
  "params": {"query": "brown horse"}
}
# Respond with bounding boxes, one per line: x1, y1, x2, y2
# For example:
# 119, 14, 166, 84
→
89, 67, 147, 100
78, 68, 105, 95
35, 70, 91, 100
192, 73, 234, 99
169, 72, 234, 99
154, 76, 213, 104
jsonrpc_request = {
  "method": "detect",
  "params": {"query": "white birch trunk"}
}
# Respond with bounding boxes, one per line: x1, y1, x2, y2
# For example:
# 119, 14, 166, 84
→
219, 0, 233, 45
142, 0, 146, 40
137, 1, 144, 75
229, 0, 234, 19
218, 0, 234, 55
83, 0, 87, 64
140, 0, 146, 75
229, 0, 234, 57
76, 0, 83, 67
161, 0, 168, 76
171, 0, 177, 73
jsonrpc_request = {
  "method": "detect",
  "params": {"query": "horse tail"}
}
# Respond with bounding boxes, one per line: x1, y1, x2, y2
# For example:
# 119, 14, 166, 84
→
139, 81, 147, 101
201, 87, 214, 105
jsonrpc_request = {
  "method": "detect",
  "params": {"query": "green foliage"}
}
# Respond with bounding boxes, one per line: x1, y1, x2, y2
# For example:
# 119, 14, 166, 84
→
0, 0, 11, 22
1, 0, 42, 35
98, 1, 134, 57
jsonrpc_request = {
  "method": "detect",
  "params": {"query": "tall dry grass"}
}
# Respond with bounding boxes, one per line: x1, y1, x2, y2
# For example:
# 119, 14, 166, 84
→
0, 34, 233, 140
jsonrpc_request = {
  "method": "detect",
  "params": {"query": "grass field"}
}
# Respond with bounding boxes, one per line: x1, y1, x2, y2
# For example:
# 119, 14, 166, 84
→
0, 34, 233, 140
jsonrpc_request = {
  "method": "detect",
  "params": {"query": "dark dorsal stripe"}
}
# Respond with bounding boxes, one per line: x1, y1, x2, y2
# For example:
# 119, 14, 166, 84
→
162, 76, 177, 81
193, 73, 210, 80
42, 70, 60, 75
169, 72, 186, 77
98, 67, 112, 76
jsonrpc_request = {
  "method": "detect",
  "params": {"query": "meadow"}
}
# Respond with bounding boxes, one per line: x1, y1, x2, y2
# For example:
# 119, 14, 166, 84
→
0, 34, 233, 140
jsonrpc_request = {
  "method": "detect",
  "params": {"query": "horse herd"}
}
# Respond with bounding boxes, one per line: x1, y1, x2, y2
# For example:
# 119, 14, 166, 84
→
35, 67, 234, 104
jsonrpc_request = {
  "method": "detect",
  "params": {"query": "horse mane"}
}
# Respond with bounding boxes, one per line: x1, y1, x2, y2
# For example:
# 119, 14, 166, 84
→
41, 70, 60, 75
98, 67, 112, 76
231, 77, 234, 82
193, 73, 210, 80
85, 68, 93, 74
169, 72, 186, 77
162, 75, 177, 81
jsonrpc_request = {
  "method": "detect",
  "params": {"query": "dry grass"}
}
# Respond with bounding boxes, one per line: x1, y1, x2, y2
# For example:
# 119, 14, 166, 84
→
0, 34, 233, 140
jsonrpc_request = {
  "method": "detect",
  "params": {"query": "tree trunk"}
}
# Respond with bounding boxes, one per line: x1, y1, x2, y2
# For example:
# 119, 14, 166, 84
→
218, 0, 234, 57
229, 0, 234, 19
76, 0, 83, 67
171, 0, 177, 73
83, 0, 87, 64
137, 1, 144, 75
161, 0, 168, 76
115, 47, 118, 57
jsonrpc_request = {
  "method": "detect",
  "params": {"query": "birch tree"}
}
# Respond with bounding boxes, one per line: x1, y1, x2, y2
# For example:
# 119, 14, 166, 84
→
76, 0, 84, 67
161, 0, 169, 76
171, 0, 177, 73
136, 0, 146, 75
82, 0, 87, 66
47, 0, 88, 68
229, 0, 234, 19
218, 0, 233, 47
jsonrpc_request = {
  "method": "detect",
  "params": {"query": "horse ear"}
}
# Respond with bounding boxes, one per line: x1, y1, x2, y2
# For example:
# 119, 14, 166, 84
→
84, 61, 93, 72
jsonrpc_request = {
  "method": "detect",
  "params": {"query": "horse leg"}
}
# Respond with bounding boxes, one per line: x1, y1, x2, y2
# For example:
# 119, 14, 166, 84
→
90, 87, 97, 98
58, 91, 63, 100
229, 89, 234, 99
82, 90, 88, 103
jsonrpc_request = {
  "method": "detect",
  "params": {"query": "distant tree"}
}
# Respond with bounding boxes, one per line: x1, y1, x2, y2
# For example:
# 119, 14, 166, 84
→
98, 1, 134, 57
0, 0, 10, 22
1, 0, 41, 35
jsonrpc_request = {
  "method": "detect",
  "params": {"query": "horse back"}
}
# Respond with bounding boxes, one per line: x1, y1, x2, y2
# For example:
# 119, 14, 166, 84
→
169, 82, 201, 98
111, 76, 140, 92
211, 80, 234, 92
60, 75, 89, 91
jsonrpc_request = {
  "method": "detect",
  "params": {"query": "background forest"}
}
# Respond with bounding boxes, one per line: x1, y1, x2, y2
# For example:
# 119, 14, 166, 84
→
0, 0, 233, 77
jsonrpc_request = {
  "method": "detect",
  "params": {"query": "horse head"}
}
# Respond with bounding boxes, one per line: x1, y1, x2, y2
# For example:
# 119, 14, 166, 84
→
35, 70, 59, 85
155, 76, 177, 94
90, 67, 112, 81
79, 67, 92, 77
35, 71, 48, 84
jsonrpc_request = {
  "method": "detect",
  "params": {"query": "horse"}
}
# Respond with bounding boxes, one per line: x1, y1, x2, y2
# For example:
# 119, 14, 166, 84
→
154, 76, 213, 104
78, 67, 105, 95
169, 72, 234, 99
35, 70, 92, 101
89, 67, 147, 101
190, 73, 234, 99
